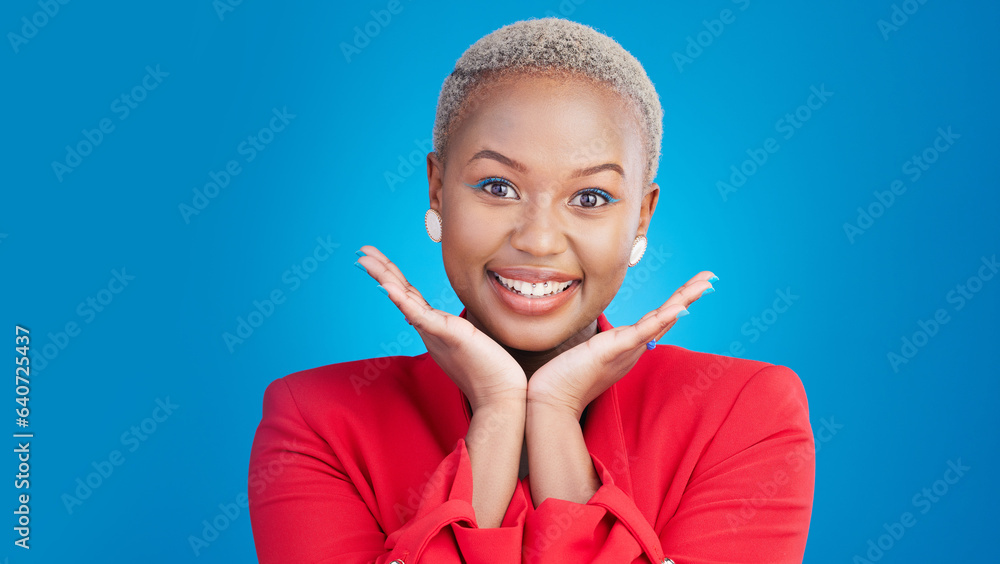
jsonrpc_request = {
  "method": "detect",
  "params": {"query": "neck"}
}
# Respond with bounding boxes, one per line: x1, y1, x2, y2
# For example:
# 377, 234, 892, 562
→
466, 312, 599, 379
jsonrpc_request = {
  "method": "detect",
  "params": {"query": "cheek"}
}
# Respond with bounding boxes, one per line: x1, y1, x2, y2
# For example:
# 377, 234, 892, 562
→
444, 206, 505, 258
440, 204, 507, 295
573, 224, 632, 291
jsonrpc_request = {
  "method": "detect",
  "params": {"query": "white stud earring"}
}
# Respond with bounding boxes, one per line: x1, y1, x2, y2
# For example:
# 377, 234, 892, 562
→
425, 208, 442, 243
628, 234, 647, 267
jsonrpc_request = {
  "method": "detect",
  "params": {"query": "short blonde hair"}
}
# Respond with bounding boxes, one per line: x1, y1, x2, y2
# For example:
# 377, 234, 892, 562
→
432, 17, 664, 185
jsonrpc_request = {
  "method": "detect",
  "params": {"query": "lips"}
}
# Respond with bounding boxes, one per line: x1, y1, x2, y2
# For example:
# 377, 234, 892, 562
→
487, 267, 581, 316
490, 267, 577, 283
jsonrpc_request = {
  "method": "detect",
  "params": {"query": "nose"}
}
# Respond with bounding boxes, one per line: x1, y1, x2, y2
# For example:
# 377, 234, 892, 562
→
508, 193, 568, 257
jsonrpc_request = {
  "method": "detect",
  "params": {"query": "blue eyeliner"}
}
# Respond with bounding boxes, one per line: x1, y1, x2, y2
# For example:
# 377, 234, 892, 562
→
579, 187, 619, 204
465, 176, 513, 190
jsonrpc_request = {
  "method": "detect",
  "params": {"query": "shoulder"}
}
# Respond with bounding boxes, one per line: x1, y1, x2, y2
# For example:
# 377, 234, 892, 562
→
616, 344, 809, 431
258, 353, 451, 429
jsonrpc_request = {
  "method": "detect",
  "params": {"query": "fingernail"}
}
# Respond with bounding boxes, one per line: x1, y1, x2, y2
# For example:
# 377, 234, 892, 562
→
675, 309, 689, 319
354, 261, 367, 272
355, 250, 366, 257
700, 287, 715, 297
405, 317, 412, 325
377, 285, 388, 296
708, 275, 719, 282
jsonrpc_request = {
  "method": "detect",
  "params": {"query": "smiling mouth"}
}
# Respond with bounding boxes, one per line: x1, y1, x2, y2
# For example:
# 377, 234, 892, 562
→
490, 271, 578, 298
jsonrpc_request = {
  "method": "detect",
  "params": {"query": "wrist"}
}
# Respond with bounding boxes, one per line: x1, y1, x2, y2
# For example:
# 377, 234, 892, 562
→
526, 389, 582, 420
470, 387, 527, 414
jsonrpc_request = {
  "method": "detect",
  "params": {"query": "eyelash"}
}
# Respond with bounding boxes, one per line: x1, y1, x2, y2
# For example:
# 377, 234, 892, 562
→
464, 177, 620, 207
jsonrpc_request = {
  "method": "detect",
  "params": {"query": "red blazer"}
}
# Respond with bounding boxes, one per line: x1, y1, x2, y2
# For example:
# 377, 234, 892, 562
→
248, 310, 814, 563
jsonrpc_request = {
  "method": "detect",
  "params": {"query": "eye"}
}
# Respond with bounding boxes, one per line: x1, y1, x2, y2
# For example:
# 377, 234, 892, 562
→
570, 188, 619, 208
465, 177, 520, 199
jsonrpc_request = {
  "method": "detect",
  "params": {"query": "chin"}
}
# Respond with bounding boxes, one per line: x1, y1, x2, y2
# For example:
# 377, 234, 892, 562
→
492, 327, 567, 353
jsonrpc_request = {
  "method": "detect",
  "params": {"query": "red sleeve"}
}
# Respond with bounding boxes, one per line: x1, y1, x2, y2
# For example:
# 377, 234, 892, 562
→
523, 451, 666, 563
522, 364, 815, 564
659, 364, 815, 563
248, 378, 527, 564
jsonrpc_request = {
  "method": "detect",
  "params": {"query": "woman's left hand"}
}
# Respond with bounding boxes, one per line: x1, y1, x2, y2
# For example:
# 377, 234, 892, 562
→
526, 271, 717, 418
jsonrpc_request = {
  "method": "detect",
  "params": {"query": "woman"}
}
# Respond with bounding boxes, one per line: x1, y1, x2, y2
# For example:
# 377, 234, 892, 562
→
249, 18, 814, 564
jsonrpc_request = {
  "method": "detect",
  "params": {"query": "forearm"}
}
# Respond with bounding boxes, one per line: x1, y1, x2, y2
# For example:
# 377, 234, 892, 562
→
465, 400, 525, 528
525, 401, 601, 508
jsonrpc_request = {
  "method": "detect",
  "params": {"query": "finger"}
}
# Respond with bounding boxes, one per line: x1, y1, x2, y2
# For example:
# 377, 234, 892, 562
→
621, 303, 690, 350
357, 247, 431, 307
660, 277, 715, 312
630, 270, 717, 332
379, 281, 447, 333
358, 245, 414, 288
678, 271, 718, 290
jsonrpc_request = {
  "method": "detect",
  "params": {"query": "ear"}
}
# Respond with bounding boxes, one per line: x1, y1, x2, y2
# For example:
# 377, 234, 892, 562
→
427, 151, 444, 211
637, 182, 659, 235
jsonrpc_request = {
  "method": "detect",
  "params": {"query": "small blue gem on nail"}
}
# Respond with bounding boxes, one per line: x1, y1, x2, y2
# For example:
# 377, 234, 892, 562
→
646, 339, 657, 350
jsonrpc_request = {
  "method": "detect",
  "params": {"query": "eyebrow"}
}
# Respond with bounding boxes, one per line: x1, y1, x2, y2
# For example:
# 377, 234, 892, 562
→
468, 149, 625, 179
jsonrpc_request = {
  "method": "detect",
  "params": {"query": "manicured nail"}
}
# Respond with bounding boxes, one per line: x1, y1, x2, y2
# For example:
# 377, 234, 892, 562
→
675, 309, 689, 319
377, 285, 388, 296
354, 261, 367, 272
355, 250, 366, 257
701, 287, 715, 297
708, 275, 719, 282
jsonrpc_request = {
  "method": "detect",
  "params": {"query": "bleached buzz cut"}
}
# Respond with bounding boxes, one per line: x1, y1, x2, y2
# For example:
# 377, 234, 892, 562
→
432, 17, 664, 186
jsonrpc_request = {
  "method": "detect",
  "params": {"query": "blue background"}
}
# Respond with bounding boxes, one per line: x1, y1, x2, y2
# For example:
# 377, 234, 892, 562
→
2, 0, 997, 561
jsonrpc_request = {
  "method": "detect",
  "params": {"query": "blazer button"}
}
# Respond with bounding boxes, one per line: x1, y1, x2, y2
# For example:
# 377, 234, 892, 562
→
661, 559, 676, 564
389, 560, 405, 564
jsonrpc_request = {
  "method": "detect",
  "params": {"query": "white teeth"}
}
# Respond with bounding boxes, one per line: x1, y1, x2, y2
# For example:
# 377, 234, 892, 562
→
494, 273, 573, 297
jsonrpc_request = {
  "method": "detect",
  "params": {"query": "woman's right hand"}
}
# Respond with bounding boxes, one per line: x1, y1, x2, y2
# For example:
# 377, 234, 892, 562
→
356, 245, 527, 412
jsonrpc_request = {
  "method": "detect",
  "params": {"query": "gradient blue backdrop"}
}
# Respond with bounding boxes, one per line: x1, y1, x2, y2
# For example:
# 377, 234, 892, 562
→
2, 0, 997, 562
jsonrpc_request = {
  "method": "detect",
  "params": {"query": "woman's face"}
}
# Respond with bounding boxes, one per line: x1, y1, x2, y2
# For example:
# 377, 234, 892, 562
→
428, 72, 659, 352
